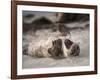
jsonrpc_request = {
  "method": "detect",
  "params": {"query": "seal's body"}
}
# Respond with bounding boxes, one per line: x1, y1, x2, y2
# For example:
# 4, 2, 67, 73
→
28, 35, 80, 58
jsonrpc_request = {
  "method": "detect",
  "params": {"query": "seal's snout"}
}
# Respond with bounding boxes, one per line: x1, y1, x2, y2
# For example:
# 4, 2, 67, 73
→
70, 43, 80, 56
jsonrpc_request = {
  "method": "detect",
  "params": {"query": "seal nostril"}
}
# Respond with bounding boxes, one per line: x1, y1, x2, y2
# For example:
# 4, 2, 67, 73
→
70, 44, 80, 56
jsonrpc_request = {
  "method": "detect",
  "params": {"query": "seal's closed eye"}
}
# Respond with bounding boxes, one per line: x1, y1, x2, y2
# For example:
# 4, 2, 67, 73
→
64, 39, 73, 49
48, 39, 63, 57
52, 39, 62, 48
